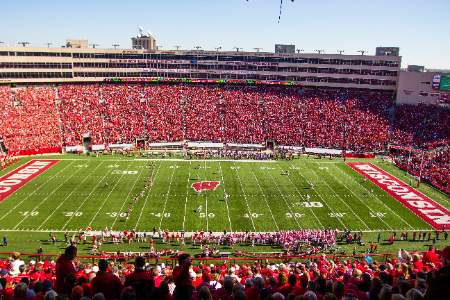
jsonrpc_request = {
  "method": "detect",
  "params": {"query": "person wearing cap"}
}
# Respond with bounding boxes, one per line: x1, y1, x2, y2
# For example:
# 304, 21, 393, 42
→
91, 259, 123, 300
55, 245, 77, 294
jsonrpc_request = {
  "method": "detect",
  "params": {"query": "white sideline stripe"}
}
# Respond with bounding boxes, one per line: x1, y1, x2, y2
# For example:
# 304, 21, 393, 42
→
325, 164, 393, 230
133, 162, 162, 231
61, 164, 117, 230
274, 165, 324, 229
291, 165, 348, 229
232, 162, 256, 231
0, 229, 436, 234
182, 162, 192, 231
111, 162, 146, 229
37, 162, 105, 230
218, 161, 233, 232
249, 167, 280, 231
0, 161, 75, 223
336, 164, 415, 230
313, 162, 371, 231
88, 161, 135, 227
159, 165, 176, 229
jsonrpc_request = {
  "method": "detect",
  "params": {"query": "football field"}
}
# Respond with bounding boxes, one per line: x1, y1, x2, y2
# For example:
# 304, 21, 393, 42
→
0, 156, 448, 233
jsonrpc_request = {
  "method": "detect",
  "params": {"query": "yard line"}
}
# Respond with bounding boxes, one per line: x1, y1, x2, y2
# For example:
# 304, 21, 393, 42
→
218, 162, 233, 232
275, 165, 324, 229
312, 162, 371, 230
232, 162, 256, 231
110, 163, 146, 229
87, 161, 135, 227
263, 170, 302, 228
134, 162, 162, 230
335, 164, 415, 230
182, 162, 192, 231
61, 165, 117, 230
159, 165, 177, 229
322, 164, 393, 230
37, 162, 105, 230
248, 167, 279, 231
204, 161, 209, 232
290, 164, 348, 230
0, 161, 75, 223
13, 162, 83, 229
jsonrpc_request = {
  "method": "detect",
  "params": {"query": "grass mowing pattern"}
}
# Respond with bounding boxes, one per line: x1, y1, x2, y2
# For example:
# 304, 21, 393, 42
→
0, 156, 448, 233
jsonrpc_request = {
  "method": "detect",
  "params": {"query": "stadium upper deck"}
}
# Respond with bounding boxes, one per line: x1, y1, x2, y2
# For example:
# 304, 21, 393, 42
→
0, 46, 400, 90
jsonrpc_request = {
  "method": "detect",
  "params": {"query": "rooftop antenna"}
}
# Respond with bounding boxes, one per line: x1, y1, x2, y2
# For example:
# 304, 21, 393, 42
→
90, 43, 99, 48
18, 41, 30, 47
253, 47, 263, 52
337, 50, 345, 55
358, 50, 366, 55
315, 49, 324, 54
138, 26, 144, 37
194, 46, 202, 50
112, 44, 120, 49
233, 47, 243, 52
296, 49, 304, 53
214, 46, 222, 52
174, 45, 181, 50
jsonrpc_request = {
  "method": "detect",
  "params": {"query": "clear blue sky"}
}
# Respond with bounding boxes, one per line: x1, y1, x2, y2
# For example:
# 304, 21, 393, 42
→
2, 0, 449, 69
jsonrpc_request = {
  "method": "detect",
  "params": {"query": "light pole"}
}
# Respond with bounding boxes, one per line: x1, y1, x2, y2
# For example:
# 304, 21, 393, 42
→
174, 45, 181, 50
112, 44, 120, 49
18, 42, 30, 47
233, 47, 243, 52
90, 43, 99, 48
358, 50, 366, 55
314, 49, 324, 54
253, 47, 263, 52
46, 43, 52, 48
296, 49, 304, 53
194, 46, 202, 50
337, 50, 344, 55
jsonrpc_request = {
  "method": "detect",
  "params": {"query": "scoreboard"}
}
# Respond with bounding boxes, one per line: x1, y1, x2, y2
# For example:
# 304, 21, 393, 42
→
432, 74, 450, 91
439, 75, 450, 91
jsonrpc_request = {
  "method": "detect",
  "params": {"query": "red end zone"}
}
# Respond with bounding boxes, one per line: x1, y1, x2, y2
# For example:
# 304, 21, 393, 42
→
0, 160, 59, 202
347, 162, 450, 230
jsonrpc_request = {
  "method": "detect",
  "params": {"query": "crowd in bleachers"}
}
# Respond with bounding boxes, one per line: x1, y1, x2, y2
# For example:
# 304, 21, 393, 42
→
0, 83, 448, 191
0, 86, 60, 151
1, 84, 447, 151
392, 146, 450, 193
0, 245, 448, 300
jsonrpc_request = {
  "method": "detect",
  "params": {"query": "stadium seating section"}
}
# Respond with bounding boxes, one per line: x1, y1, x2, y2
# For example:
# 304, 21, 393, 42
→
0, 84, 448, 192
0, 245, 448, 300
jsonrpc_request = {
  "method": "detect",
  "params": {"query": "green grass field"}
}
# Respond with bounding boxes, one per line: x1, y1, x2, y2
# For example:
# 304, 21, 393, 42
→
0, 155, 448, 255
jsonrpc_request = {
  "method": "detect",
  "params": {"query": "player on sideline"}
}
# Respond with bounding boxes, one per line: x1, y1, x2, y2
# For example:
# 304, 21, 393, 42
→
224, 193, 230, 201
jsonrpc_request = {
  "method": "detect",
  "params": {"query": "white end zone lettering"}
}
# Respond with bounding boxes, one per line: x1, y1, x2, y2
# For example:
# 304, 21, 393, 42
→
347, 162, 450, 230
0, 160, 59, 202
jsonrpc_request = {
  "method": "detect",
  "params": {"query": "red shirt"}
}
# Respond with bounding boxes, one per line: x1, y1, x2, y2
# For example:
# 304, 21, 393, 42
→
55, 254, 76, 293
91, 271, 123, 300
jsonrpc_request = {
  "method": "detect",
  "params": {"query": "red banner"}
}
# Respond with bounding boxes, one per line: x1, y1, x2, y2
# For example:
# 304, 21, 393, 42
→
0, 160, 59, 202
347, 162, 450, 230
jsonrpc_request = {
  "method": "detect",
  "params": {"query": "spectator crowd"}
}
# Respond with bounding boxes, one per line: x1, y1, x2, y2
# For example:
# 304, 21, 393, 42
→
0, 244, 449, 300
0, 84, 448, 191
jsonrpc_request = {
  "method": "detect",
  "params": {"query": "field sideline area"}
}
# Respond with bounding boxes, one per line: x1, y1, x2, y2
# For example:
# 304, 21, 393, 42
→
0, 155, 448, 235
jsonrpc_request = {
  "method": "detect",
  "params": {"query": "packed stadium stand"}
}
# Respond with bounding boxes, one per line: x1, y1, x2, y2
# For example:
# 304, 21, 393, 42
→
0, 244, 448, 300
1, 84, 448, 194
